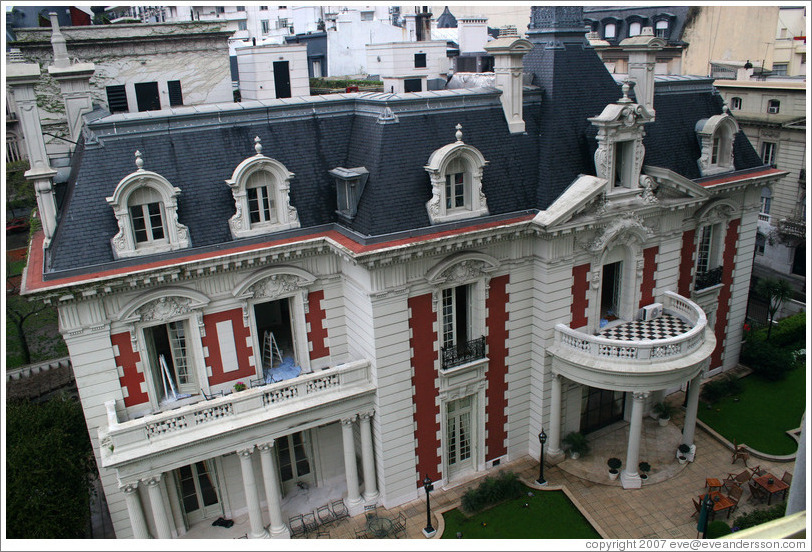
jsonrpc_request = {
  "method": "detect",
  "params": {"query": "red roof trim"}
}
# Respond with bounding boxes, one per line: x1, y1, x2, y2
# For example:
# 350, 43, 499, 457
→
697, 168, 783, 188
24, 214, 535, 292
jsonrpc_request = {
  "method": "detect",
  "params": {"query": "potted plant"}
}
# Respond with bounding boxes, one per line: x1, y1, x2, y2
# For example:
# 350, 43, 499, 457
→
638, 461, 651, 480
677, 443, 690, 464
607, 457, 622, 481
562, 431, 590, 459
652, 401, 675, 427
233, 381, 247, 392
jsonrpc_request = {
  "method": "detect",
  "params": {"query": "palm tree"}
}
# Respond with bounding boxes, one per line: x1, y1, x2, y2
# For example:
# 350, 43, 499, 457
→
755, 277, 793, 340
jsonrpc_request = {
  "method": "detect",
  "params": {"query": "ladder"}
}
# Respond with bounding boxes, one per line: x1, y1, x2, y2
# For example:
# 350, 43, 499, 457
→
262, 331, 284, 370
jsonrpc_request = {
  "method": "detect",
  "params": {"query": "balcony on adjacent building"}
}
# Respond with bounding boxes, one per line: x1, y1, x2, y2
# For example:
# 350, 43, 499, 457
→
99, 359, 373, 469
778, 217, 806, 239
548, 291, 716, 391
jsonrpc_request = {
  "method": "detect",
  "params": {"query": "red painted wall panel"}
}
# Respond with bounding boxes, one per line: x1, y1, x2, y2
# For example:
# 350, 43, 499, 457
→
639, 246, 659, 308
678, 229, 696, 297
711, 219, 740, 369
570, 263, 590, 328
409, 293, 440, 486
202, 308, 256, 386
112, 331, 149, 407
306, 290, 330, 360
486, 275, 509, 461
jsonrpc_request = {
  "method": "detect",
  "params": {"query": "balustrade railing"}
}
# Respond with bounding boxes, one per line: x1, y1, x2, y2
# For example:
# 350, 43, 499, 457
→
102, 360, 371, 454
441, 336, 487, 369
553, 292, 707, 365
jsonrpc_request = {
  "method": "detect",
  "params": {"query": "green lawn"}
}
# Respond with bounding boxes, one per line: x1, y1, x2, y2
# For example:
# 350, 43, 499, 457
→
698, 367, 805, 456
442, 487, 600, 539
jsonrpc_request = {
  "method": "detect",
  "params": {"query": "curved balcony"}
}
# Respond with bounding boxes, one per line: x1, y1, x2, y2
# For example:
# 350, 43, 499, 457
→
547, 291, 716, 391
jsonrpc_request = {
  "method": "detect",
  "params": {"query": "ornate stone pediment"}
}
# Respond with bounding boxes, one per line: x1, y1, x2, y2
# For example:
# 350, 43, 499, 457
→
578, 213, 654, 253
135, 296, 193, 322
425, 252, 500, 286
247, 274, 305, 299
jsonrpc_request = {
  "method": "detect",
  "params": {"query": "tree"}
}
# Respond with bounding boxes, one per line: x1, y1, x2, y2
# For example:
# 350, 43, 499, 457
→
6, 275, 50, 365
755, 277, 794, 340
5, 159, 35, 219
6, 394, 95, 538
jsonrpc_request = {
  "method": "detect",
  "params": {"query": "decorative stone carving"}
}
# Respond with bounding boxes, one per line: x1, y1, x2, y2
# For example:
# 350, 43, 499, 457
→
248, 274, 304, 299
135, 296, 192, 322
579, 213, 653, 253
638, 174, 659, 204
442, 260, 488, 285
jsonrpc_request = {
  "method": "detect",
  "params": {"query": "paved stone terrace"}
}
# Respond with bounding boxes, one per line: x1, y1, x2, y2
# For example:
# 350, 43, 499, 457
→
186, 388, 796, 541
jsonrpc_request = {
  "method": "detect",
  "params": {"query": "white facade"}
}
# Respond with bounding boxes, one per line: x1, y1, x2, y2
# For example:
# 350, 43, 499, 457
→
237, 43, 310, 100
327, 9, 409, 76
367, 41, 449, 93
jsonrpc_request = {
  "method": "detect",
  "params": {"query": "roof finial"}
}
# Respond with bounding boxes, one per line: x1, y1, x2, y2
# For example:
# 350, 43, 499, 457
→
135, 150, 144, 170
722, 104, 730, 115
619, 80, 633, 104
254, 136, 262, 155
455, 123, 463, 142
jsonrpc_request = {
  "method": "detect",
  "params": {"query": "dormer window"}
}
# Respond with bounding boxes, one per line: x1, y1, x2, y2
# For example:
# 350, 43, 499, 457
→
604, 23, 616, 39
767, 99, 780, 114
425, 125, 489, 225
613, 140, 636, 188
628, 22, 642, 37
695, 110, 739, 176
330, 166, 369, 222
654, 20, 668, 38
227, 137, 300, 239
107, 151, 190, 259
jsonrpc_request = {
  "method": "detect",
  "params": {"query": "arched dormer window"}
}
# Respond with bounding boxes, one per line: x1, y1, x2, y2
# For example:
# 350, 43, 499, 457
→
227, 136, 300, 239
628, 21, 642, 37
425, 124, 489, 225
107, 151, 190, 259
695, 108, 739, 176
604, 22, 616, 39
654, 19, 669, 38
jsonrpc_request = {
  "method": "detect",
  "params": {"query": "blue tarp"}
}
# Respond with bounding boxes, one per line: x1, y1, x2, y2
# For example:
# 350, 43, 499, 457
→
265, 356, 302, 384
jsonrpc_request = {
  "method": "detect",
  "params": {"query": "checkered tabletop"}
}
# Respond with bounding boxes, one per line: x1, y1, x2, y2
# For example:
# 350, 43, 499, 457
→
598, 314, 691, 341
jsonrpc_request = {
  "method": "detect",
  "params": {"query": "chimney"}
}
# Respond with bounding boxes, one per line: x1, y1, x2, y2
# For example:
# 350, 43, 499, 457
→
619, 27, 664, 115
484, 35, 533, 133
46, 12, 96, 148
526, 6, 588, 46
6, 62, 59, 247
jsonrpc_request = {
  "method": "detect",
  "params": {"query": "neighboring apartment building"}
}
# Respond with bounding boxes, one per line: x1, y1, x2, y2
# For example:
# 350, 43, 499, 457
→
715, 79, 807, 282
13, 7, 781, 540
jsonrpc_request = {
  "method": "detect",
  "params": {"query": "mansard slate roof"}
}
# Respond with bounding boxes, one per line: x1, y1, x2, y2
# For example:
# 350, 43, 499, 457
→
582, 6, 692, 45
45, 34, 765, 278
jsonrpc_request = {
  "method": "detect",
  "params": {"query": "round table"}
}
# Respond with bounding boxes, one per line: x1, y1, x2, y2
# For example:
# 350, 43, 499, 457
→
366, 516, 394, 538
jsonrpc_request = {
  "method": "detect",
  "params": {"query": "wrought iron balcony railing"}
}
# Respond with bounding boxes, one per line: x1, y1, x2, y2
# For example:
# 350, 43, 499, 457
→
778, 217, 805, 239
441, 336, 486, 370
695, 266, 723, 291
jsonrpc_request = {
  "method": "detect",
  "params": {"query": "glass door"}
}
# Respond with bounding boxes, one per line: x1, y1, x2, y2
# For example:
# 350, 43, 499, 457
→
277, 431, 314, 495
580, 387, 626, 434
446, 396, 474, 478
177, 461, 221, 526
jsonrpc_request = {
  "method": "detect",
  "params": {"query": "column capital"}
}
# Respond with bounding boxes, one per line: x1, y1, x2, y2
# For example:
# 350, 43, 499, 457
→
121, 482, 139, 494
257, 441, 275, 452
632, 391, 650, 401
341, 415, 357, 426
143, 474, 162, 486
359, 410, 375, 421
237, 446, 254, 458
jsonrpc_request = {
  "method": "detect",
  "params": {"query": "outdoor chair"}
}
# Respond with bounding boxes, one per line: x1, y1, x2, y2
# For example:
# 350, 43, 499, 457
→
364, 504, 378, 522
289, 514, 307, 538
316, 504, 336, 526
748, 481, 768, 503
392, 512, 408, 538
731, 440, 750, 465
724, 469, 751, 491
202, 389, 224, 400
727, 483, 743, 514
330, 499, 350, 524
249, 377, 265, 388
749, 465, 767, 477
691, 498, 701, 519
782, 471, 792, 500
354, 528, 370, 539
303, 511, 319, 533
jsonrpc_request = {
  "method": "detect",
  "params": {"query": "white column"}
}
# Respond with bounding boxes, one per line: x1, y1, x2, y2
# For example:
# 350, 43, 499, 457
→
682, 372, 704, 448
238, 447, 269, 539
121, 483, 151, 539
341, 416, 362, 506
164, 471, 185, 537
145, 475, 172, 539
258, 442, 288, 538
359, 412, 379, 501
547, 373, 563, 458
621, 391, 648, 490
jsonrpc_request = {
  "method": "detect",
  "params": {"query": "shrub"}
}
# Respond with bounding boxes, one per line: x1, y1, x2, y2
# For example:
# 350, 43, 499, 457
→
652, 401, 675, 420
638, 461, 651, 474
706, 520, 732, 539
701, 374, 743, 404
741, 340, 795, 381
309, 77, 383, 90
732, 502, 786, 531
562, 432, 590, 456
607, 457, 622, 472
678, 443, 690, 454
770, 312, 805, 350
460, 471, 523, 514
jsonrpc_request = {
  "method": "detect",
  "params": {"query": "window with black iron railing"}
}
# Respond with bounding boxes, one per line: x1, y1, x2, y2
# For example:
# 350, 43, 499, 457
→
694, 266, 723, 291
441, 336, 486, 370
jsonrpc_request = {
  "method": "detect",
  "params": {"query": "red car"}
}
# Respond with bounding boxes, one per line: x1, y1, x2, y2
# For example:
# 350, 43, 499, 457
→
5, 217, 30, 233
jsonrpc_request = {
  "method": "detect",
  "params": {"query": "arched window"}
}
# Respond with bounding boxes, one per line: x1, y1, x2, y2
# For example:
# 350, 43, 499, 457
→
654, 20, 669, 38
695, 112, 739, 176
226, 137, 299, 239
425, 125, 489, 224
107, 152, 190, 259
628, 22, 642, 36
604, 22, 616, 39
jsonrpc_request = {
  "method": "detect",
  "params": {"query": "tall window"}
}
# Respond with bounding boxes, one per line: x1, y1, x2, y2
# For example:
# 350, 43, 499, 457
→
761, 142, 777, 166
759, 187, 772, 221
696, 225, 713, 274
628, 22, 641, 36
442, 285, 470, 350
613, 140, 634, 188
446, 396, 473, 476
145, 319, 196, 402
246, 171, 276, 225
444, 157, 468, 210
261, 19, 270, 34
128, 187, 166, 245
711, 136, 720, 164
604, 23, 616, 39
730, 97, 742, 110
